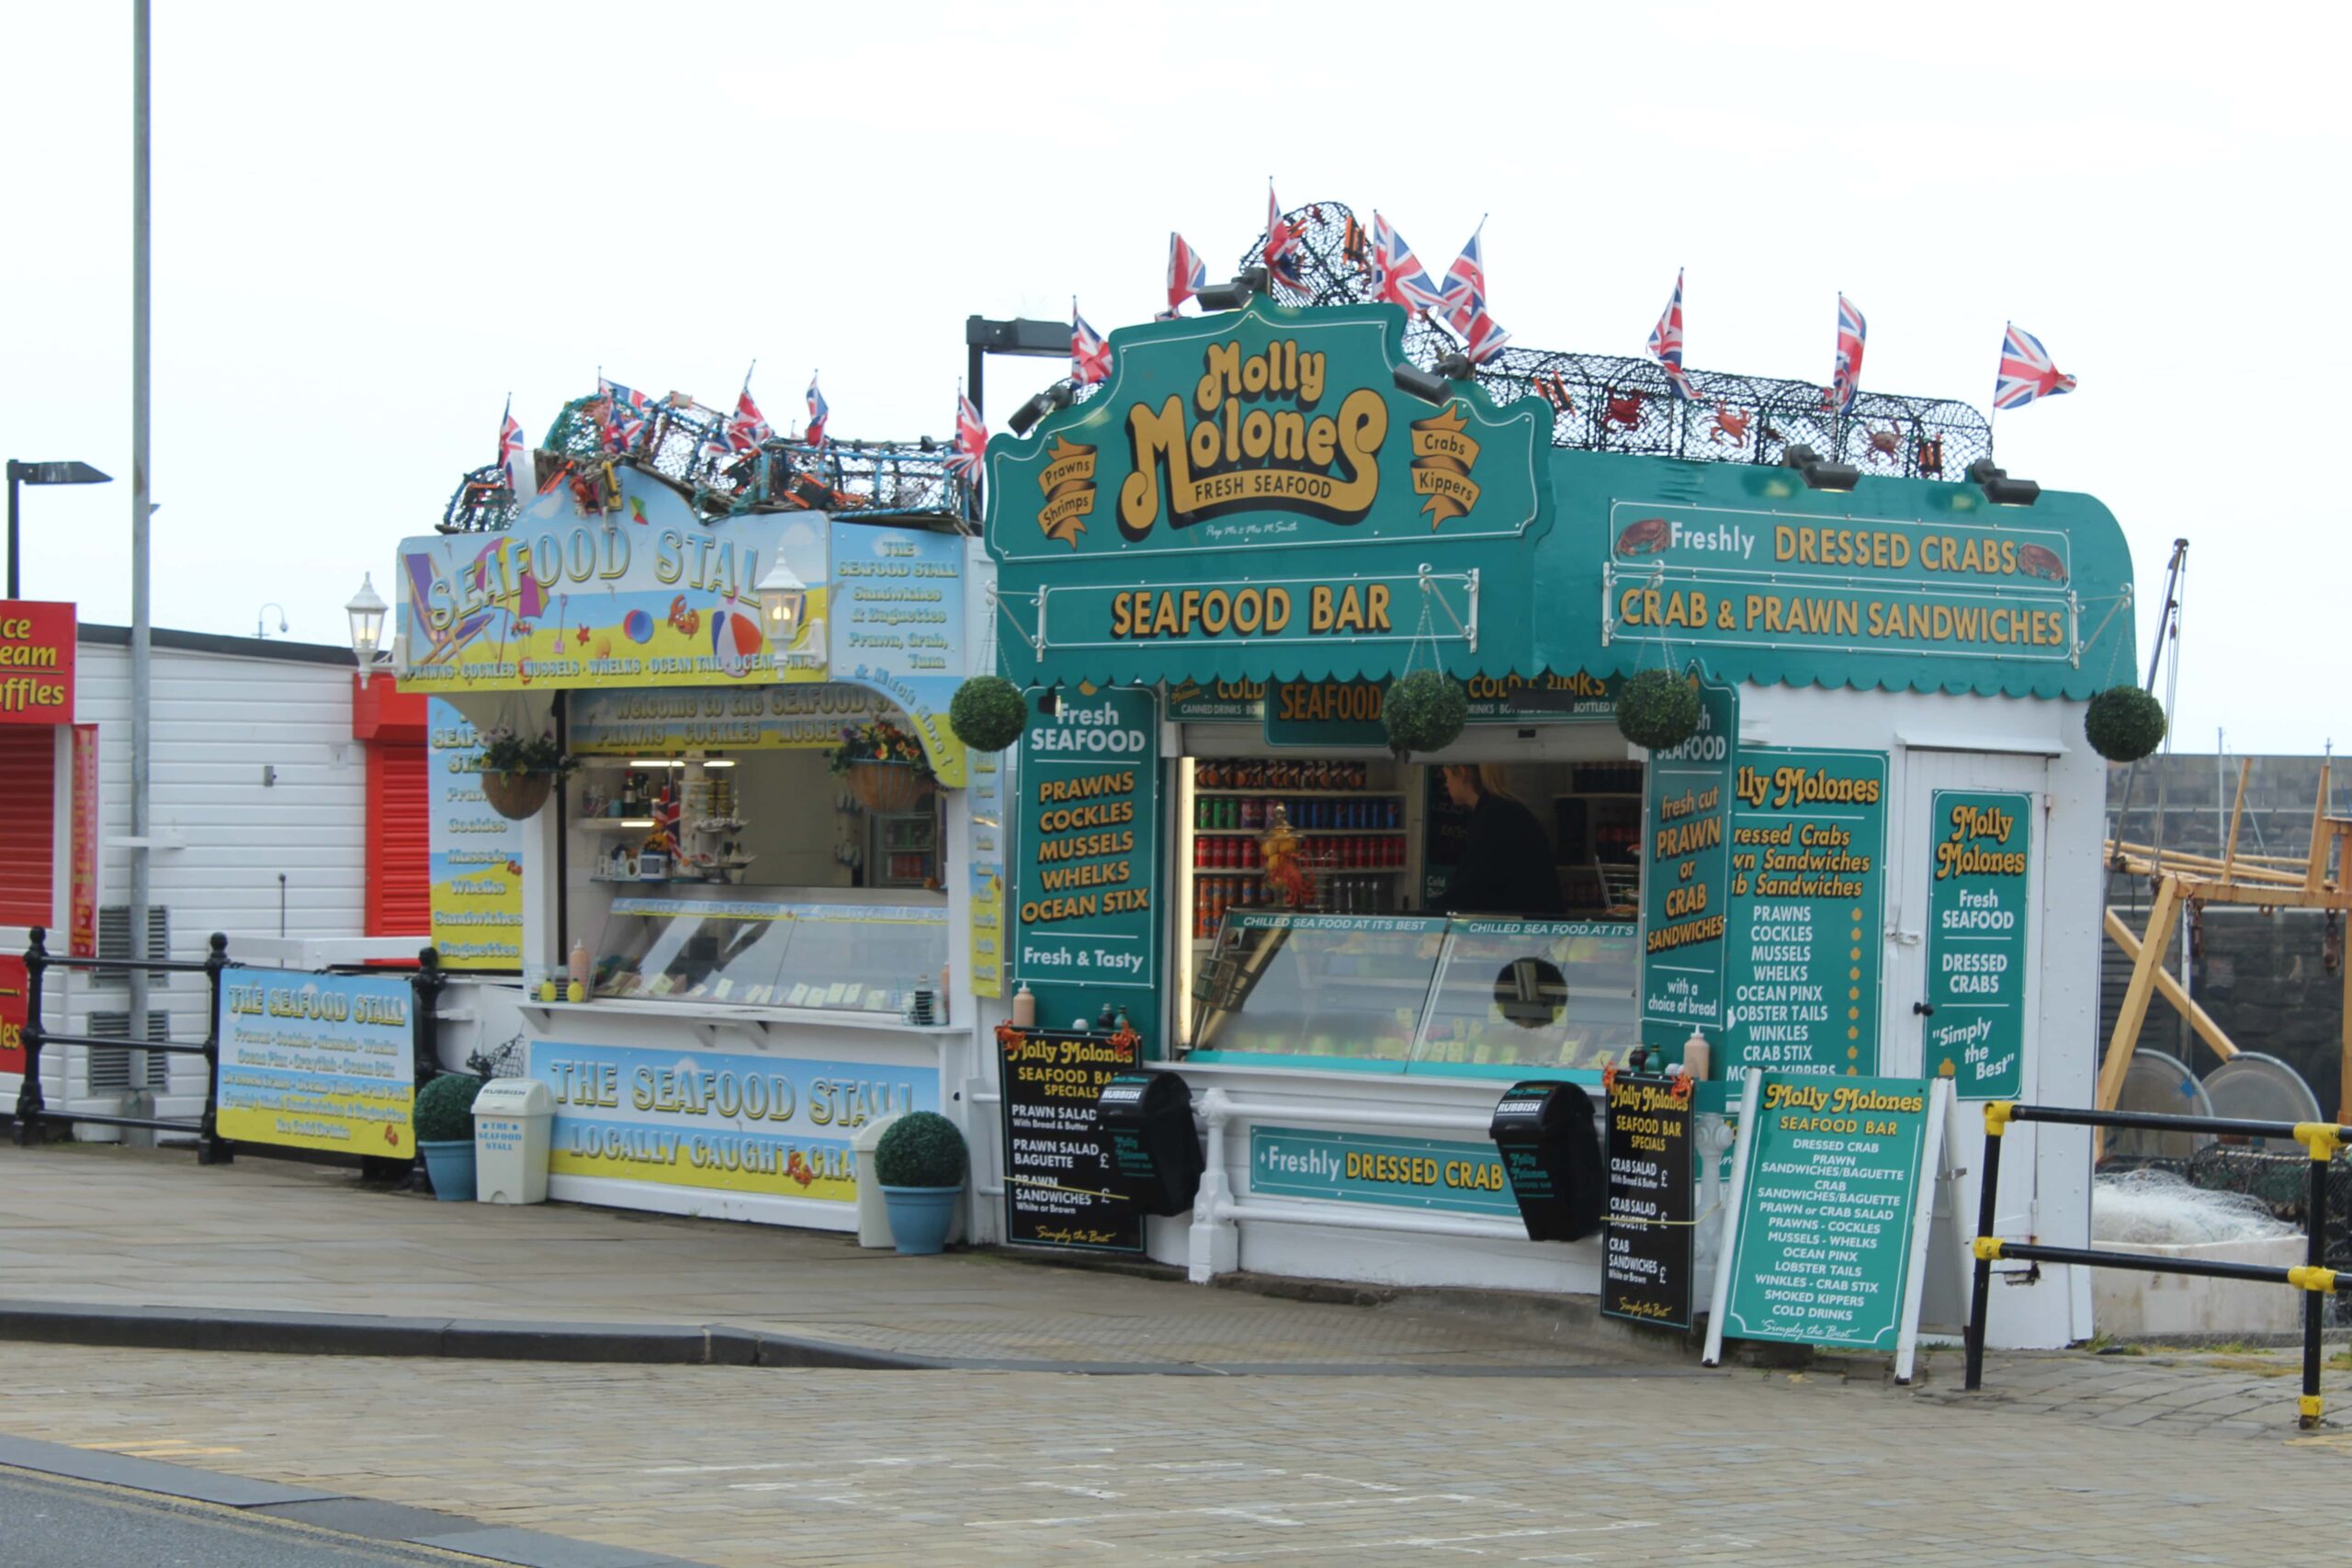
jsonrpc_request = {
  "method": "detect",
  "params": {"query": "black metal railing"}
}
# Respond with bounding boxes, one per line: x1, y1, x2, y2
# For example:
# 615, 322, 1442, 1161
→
1964, 1101, 2352, 1429
11, 926, 232, 1164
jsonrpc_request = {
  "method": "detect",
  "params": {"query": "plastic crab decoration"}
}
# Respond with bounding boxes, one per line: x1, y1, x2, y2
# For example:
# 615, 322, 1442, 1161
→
1709, 403, 1750, 446
1865, 427, 1902, 465
1604, 390, 1644, 430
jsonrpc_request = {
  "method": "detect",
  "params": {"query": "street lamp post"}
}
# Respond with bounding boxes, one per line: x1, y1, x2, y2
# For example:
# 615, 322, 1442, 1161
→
345, 574, 388, 687
4, 460, 112, 599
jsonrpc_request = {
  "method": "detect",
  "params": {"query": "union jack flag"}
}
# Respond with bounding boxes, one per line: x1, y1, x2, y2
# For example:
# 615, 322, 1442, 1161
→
805, 374, 829, 447
599, 378, 651, 453
1261, 182, 1303, 285
727, 387, 772, 453
1461, 309, 1512, 366
1164, 231, 1207, 318
1438, 220, 1491, 337
949, 391, 987, 481
497, 397, 525, 467
1370, 212, 1447, 315
1646, 269, 1698, 400
1072, 304, 1114, 387
1993, 322, 2077, 411
1826, 294, 1867, 413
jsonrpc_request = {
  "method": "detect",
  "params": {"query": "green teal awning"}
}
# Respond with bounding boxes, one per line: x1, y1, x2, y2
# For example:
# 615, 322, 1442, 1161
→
985, 301, 2134, 702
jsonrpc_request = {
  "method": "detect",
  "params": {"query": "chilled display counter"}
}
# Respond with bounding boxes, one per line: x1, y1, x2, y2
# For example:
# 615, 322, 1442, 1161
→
592, 889, 946, 1013
1186, 911, 1637, 1077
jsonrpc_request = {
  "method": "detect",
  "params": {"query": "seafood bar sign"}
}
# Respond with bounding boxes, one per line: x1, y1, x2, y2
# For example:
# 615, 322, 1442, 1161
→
1604, 503, 2076, 662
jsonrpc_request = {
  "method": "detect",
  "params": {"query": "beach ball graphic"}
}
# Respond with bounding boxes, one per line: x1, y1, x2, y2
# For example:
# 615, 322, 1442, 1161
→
622, 609, 655, 644
709, 609, 765, 675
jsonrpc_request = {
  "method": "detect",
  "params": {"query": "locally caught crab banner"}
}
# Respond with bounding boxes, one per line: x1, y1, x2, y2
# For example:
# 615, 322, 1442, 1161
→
1602, 502, 2076, 663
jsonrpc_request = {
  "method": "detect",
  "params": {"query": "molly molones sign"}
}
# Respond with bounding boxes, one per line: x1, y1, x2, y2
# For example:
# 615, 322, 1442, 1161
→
988, 300, 1553, 567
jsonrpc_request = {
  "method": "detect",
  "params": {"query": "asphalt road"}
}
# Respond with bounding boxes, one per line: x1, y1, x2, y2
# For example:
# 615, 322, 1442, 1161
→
0, 1469, 476, 1567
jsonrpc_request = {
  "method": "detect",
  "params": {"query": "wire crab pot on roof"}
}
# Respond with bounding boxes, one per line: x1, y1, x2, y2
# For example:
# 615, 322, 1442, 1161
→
1235, 199, 1992, 481
440, 391, 976, 533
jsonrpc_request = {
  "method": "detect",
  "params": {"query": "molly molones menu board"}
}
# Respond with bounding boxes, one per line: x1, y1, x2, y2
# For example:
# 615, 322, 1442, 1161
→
1714, 1074, 1939, 1354
1603, 1073, 1695, 1329
999, 1027, 1143, 1253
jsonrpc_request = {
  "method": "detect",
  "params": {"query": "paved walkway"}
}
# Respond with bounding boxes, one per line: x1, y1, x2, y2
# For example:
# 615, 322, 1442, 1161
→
0, 1342, 2340, 1566
0, 1145, 1627, 1372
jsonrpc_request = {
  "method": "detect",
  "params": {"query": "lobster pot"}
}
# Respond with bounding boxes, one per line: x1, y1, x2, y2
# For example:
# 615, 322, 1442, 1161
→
846, 761, 933, 815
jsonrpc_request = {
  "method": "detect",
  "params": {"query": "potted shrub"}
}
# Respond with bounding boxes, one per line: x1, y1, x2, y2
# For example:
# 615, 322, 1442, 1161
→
413, 1072, 486, 1201
872, 1111, 967, 1255
477, 728, 576, 820
829, 718, 935, 814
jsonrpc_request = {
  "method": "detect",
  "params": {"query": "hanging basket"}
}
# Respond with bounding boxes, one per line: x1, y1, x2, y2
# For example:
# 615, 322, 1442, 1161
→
847, 761, 934, 814
479, 770, 554, 820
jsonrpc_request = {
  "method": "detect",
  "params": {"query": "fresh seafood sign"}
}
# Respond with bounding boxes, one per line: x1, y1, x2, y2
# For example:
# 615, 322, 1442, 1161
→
1604, 501, 2076, 661
1924, 790, 2033, 1100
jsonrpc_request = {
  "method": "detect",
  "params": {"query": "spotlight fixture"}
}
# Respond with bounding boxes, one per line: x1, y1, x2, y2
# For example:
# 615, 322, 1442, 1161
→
1238, 265, 1270, 294
1046, 378, 1079, 410
1435, 352, 1474, 380
1781, 443, 1860, 493
1965, 457, 2041, 507
1007, 389, 1057, 436
1392, 363, 1451, 404
1195, 278, 1252, 311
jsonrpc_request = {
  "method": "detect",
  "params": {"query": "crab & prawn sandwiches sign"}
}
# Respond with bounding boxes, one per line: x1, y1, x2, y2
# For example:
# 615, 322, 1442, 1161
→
1602, 502, 2076, 663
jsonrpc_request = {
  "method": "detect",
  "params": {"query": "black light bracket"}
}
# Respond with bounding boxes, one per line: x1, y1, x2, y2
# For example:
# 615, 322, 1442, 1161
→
1392, 363, 1451, 404
1966, 457, 2041, 507
1781, 444, 1859, 492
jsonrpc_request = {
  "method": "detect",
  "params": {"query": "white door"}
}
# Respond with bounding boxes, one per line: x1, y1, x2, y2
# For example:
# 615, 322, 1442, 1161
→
1889, 744, 2075, 1348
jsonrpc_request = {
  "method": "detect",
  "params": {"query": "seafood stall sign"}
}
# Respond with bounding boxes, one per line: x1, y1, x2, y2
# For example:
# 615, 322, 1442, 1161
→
1601, 502, 2076, 663
392, 470, 831, 694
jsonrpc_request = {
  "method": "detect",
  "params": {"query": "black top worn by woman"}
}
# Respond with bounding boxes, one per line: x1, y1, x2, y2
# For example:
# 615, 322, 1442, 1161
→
1438, 793, 1566, 917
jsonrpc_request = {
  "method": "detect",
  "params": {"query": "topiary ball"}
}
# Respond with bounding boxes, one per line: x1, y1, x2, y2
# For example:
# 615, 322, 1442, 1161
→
1616, 669, 1702, 750
1382, 671, 1468, 759
949, 675, 1027, 753
2084, 684, 2166, 762
875, 1110, 968, 1189
413, 1073, 485, 1144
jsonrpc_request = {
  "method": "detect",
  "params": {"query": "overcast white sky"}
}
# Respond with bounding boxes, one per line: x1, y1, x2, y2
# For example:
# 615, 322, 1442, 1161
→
4, 2, 2342, 751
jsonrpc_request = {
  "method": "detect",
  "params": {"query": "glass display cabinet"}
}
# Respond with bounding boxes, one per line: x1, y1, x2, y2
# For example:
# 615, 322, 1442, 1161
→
1187, 911, 1637, 1077
592, 890, 945, 1012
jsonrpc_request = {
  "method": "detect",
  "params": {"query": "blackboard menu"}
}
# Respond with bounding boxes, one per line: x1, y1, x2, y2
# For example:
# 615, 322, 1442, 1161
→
1719, 1074, 1931, 1350
999, 1027, 1144, 1253
1422, 769, 1472, 908
1602, 1073, 1695, 1328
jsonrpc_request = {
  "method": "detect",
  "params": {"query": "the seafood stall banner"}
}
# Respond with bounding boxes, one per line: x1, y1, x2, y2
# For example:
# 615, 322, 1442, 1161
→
392, 470, 830, 694
824, 521, 969, 789
1637, 675, 1738, 1065
1720, 748, 1889, 1080
526, 1038, 939, 1203
566, 682, 891, 754
215, 966, 416, 1157
1600, 502, 2075, 664
426, 700, 526, 971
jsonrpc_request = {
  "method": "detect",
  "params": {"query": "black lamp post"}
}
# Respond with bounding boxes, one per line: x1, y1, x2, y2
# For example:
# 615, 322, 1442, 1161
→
5, 459, 112, 598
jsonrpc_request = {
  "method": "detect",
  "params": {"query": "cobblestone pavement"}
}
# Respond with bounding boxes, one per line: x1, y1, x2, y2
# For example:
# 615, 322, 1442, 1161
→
0, 1342, 2339, 1566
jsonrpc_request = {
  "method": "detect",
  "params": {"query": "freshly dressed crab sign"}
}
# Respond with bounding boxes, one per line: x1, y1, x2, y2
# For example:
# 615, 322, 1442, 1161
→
1603, 502, 2076, 661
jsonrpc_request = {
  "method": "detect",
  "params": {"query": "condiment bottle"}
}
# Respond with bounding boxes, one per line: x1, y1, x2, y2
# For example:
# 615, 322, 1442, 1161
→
1012, 982, 1037, 1027
1681, 1025, 1711, 1081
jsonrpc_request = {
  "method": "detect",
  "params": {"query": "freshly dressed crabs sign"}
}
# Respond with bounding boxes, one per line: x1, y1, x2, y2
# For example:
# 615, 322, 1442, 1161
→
988, 299, 1555, 662
1607, 504, 2078, 658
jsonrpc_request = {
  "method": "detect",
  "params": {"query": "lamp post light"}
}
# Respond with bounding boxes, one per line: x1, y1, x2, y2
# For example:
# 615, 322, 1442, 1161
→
755, 558, 808, 648
345, 573, 388, 687
4, 459, 112, 599
256, 602, 287, 639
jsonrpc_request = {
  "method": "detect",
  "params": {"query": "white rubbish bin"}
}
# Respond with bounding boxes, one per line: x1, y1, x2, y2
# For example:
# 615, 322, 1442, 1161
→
852, 1112, 906, 1247
472, 1079, 553, 1205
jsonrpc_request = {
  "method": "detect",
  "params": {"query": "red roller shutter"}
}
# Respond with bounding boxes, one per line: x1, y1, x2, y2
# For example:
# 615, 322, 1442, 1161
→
0, 728, 56, 926
367, 739, 431, 937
